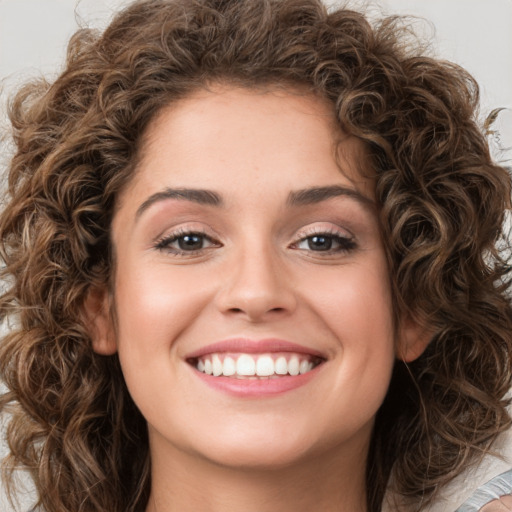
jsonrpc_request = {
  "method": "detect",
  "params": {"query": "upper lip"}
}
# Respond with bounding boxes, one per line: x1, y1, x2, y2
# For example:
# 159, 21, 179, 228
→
184, 338, 327, 360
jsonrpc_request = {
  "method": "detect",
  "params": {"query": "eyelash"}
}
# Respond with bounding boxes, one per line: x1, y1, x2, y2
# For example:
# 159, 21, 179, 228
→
291, 228, 356, 254
154, 228, 356, 256
154, 228, 219, 256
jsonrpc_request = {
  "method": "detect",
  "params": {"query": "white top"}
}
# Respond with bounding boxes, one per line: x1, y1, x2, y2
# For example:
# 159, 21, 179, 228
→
383, 424, 512, 511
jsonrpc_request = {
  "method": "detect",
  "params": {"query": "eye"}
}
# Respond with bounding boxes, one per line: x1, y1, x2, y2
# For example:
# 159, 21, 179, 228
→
293, 232, 356, 253
155, 230, 219, 254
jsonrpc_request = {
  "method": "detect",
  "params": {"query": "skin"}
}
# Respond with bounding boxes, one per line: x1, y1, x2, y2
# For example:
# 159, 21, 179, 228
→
89, 86, 426, 512
481, 495, 512, 511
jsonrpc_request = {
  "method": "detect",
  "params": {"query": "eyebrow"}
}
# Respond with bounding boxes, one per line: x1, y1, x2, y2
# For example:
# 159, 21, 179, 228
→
135, 184, 374, 220
287, 185, 374, 208
136, 187, 223, 219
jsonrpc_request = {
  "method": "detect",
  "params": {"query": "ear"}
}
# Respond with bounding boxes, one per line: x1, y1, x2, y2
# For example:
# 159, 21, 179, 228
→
397, 314, 432, 363
83, 285, 117, 355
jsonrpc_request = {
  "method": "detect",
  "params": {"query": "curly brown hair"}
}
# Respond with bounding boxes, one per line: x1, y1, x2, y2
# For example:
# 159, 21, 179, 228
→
1, 0, 511, 511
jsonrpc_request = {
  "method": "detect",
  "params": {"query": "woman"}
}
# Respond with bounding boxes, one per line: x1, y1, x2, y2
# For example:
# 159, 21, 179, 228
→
1, 0, 511, 511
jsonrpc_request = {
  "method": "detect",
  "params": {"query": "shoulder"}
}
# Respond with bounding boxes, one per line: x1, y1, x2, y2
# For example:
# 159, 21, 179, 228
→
383, 423, 512, 512
455, 468, 512, 512
429, 423, 512, 511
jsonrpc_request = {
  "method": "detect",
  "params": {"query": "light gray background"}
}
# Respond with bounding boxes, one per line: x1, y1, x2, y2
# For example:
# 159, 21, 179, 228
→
1, 1, 511, 511
1, 0, 511, 121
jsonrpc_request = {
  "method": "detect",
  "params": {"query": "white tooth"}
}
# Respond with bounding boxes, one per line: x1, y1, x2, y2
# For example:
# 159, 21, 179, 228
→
275, 356, 288, 375
197, 359, 205, 372
212, 354, 223, 376
236, 354, 256, 376
222, 356, 236, 376
288, 356, 300, 376
299, 360, 310, 374
204, 359, 213, 375
256, 355, 275, 376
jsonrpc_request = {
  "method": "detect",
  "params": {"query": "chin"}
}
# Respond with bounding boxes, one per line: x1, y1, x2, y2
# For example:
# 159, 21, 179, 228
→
199, 442, 313, 471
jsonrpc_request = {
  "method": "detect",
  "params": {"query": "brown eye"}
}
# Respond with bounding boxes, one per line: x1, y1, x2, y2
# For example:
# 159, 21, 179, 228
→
155, 231, 219, 254
307, 235, 333, 251
294, 233, 356, 253
178, 234, 205, 250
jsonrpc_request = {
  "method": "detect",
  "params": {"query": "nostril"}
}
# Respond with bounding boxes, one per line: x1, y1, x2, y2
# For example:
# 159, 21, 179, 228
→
227, 306, 287, 316
217, 283, 297, 320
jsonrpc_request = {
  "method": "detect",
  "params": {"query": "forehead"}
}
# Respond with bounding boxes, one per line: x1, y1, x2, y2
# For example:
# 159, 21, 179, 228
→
123, 85, 375, 206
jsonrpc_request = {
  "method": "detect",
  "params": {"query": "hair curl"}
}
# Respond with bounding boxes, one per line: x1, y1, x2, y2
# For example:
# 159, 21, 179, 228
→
1, 1, 511, 511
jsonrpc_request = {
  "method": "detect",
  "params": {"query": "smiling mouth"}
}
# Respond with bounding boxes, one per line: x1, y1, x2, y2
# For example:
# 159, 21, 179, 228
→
188, 352, 324, 379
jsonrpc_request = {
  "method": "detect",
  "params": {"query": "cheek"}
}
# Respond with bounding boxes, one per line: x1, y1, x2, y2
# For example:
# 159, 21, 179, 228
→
304, 261, 394, 343
113, 257, 215, 357
111, 260, 215, 420
303, 261, 395, 393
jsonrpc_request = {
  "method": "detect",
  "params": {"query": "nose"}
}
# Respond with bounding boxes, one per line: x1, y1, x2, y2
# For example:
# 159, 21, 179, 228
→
214, 244, 297, 322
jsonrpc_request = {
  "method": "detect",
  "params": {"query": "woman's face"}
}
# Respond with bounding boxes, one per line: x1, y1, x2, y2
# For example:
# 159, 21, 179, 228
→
98, 86, 411, 470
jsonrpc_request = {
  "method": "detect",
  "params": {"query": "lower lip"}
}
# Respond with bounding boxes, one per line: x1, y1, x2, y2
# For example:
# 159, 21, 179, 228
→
191, 365, 323, 397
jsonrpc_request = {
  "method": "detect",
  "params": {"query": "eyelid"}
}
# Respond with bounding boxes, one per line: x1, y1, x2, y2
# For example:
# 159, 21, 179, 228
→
152, 221, 218, 244
153, 225, 221, 255
289, 223, 357, 254
293, 223, 354, 241
152, 222, 356, 256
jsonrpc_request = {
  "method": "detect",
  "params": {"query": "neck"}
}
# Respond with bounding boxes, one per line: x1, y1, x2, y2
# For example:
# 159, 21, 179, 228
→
145, 431, 368, 512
